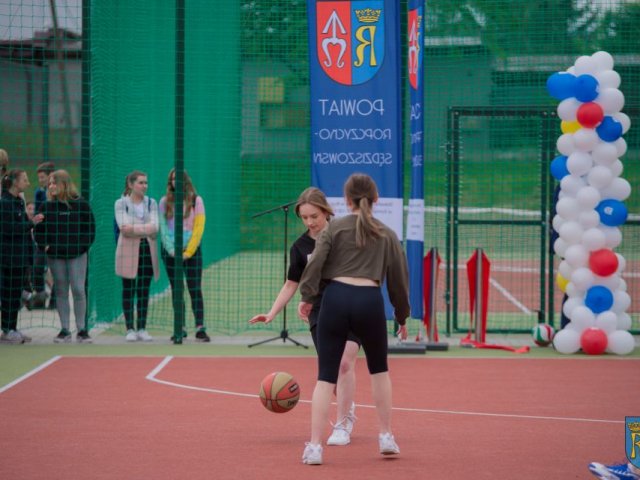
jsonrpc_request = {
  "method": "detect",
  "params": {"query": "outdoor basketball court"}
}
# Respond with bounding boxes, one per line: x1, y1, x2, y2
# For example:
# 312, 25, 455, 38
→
1, 355, 636, 479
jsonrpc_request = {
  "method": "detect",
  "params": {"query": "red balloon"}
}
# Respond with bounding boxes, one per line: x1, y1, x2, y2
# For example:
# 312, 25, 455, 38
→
576, 102, 604, 128
589, 248, 619, 277
580, 327, 608, 355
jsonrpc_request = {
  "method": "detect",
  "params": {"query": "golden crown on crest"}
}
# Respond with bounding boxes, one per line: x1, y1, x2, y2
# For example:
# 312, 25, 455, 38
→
355, 8, 381, 23
629, 422, 640, 433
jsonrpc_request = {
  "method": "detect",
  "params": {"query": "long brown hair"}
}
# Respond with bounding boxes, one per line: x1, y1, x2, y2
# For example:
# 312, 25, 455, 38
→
47, 169, 79, 204
122, 170, 147, 196
344, 173, 381, 248
164, 168, 197, 219
295, 187, 334, 220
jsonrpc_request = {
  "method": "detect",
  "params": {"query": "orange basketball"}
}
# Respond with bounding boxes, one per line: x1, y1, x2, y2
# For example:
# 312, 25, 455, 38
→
259, 371, 300, 413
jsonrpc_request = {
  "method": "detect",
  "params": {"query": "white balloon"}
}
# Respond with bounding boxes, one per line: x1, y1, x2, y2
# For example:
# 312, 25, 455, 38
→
591, 142, 618, 166
597, 88, 625, 114
556, 197, 581, 220
595, 69, 621, 89
601, 226, 622, 249
609, 159, 623, 178
567, 66, 576, 74
578, 210, 600, 230
616, 312, 632, 331
574, 55, 599, 75
575, 186, 601, 210
595, 311, 617, 334
553, 328, 581, 354
581, 227, 607, 251
601, 177, 631, 201
587, 165, 614, 189
552, 214, 566, 233
565, 282, 583, 297
571, 305, 597, 329
573, 128, 600, 152
560, 175, 586, 196
611, 290, 631, 314
566, 152, 592, 176
593, 273, 620, 291
618, 278, 627, 292
612, 112, 631, 134
557, 133, 576, 156
615, 253, 626, 273
606, 330, 635, 355
613, 137, 627, 157
591, 51, 615, 71
564, 244, 589, 267
558, 260, 574, 279
559, 221, 583, 244
571, 267, 595, 291
554, 237, 568, 257
571, 267, 594, 291
557, 98, 580, 122
563, 297, 583, 318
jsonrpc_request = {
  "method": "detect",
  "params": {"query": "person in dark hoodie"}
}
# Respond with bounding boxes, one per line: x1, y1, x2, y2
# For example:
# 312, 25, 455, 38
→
0, 169, 43, 343
34, 170, 95, 343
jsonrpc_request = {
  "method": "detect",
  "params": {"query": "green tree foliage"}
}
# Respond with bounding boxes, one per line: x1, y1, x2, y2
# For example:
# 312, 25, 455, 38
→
241, 1, 309, 83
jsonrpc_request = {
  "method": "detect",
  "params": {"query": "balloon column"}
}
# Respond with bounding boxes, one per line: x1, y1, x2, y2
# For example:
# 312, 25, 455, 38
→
546, 51, 635, 355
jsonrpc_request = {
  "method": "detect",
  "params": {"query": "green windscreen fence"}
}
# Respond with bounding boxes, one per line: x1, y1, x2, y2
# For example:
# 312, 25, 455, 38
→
1, 1, 638, 340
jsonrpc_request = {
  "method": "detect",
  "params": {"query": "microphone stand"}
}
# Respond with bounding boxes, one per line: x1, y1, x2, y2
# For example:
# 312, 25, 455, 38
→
248, 200, 308, 348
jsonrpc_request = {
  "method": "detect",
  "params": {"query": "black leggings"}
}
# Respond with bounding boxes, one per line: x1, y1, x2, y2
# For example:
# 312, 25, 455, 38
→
162, 247, 204, 327
316, 281, 387, 383
1, 264, 24, 332
122, 239, 153, 331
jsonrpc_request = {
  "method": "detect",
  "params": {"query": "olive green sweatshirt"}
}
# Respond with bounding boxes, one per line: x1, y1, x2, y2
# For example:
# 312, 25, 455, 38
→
299, 214, 410, 325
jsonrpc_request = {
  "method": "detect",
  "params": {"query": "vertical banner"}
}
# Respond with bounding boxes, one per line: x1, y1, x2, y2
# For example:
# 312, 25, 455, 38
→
407, 0, 425, 319
308, 0, 403, 240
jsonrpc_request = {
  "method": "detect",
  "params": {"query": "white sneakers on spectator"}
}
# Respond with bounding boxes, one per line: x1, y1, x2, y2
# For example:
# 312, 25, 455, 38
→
136, 329, 153, 342
327, 402, 356, 446
302, 443, 323, 465
125, 329, 153, 342
379, 432, 400, 455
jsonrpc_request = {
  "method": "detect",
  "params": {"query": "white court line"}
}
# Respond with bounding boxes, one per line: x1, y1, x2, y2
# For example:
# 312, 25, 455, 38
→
0, 355, 61, 394
145, 356, 622, 425
489, 277, 533, 315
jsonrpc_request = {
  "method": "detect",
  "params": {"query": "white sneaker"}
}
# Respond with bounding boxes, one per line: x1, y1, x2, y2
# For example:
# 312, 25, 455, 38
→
345, 402, 356, 434
137, 329, 153, 342
302, 442, 323, 465
327, 425, 350, 446
16, 330, 32, 343
379, 432, 400, 455
125, 329, 138, 342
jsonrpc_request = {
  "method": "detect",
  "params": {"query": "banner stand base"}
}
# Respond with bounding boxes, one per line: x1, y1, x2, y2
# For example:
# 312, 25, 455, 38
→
426, 342, 449, 351
388, 341, 427, 354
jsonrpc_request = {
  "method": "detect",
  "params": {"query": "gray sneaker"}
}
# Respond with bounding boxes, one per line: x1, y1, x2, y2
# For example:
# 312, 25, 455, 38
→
0, 330, 26, 344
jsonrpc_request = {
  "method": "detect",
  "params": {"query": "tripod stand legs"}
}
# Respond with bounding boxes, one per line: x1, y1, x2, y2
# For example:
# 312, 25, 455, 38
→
248, 329, 309, 348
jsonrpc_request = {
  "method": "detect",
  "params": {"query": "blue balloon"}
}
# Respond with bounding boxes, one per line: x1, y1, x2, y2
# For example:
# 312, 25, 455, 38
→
550, 155, 569, 180
596, 116, 623, 142
547, 72, 577, 100
596, 198, 628, 226
584, 286, 614, 314
574, 74, 599, 102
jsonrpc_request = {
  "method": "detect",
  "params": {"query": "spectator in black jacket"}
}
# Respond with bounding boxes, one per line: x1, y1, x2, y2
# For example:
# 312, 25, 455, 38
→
35, 170, 95, 343
0, 169, 43, 343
